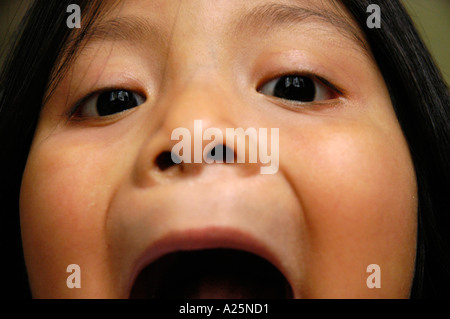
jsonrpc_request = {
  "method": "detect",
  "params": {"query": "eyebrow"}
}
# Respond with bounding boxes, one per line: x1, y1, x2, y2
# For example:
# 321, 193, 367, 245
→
232, 2, 369, 54
69, 15, 167, 50
49, 2, 370, 104
67, 2, 368, 56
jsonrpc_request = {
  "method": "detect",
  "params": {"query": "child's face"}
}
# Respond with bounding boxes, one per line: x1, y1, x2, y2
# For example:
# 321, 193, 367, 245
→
20, 0, 417, 298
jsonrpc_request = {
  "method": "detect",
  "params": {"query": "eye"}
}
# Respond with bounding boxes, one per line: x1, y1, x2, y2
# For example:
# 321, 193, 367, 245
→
258, 75, 338, 103
74, 89, 146, 118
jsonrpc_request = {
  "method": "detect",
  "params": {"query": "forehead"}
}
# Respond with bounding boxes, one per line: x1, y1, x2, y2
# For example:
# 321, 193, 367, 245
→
73, 0, 369, 56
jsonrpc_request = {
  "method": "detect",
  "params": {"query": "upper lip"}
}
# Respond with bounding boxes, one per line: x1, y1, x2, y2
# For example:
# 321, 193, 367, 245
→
108, 172, 304, 298
126, 226, 295, 298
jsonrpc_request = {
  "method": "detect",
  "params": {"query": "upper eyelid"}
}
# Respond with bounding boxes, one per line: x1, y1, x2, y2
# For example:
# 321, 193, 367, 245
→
258, 73, 344, 97
67, 91, 99, 117
67, 87, 147, 118
67, 73, 341, 118
64, 56, 344, 118
259, 76, 346, 111
315, 75, 344, 96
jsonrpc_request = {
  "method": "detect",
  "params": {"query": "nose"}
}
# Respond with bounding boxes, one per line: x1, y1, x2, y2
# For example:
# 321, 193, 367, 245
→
132, 77, 263, 187
153, 143, 236, 172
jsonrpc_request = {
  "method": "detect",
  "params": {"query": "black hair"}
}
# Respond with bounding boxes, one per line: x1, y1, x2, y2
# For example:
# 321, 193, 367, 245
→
0, 0, 106, 299
1, 0, 449, 299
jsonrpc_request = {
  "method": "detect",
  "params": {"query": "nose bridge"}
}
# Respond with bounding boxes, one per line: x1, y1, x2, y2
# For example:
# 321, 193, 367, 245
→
158, 72, 235, 137
131, 4, 270, 185
155, 0, 236, 136
159, 74, 241, 167
132, 71, 264, 188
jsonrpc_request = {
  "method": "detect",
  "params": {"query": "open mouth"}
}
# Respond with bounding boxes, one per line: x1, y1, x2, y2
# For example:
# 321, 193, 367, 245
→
129, 248, 293, 299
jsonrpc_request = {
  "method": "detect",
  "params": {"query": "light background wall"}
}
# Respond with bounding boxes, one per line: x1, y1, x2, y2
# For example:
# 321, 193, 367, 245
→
0, 0, 449, 84
401, 0, 450, 84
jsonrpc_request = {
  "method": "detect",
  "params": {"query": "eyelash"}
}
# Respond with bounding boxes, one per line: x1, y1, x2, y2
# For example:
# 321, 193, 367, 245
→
257, 74, 342, 104
68, 73, 341, 120
69, 89, 146, 119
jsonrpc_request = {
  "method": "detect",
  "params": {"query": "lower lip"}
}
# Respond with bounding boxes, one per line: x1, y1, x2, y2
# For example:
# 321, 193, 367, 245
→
126, 226, 290, 298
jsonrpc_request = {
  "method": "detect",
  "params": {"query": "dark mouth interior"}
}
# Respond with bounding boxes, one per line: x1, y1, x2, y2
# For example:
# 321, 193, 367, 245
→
129, 249, 293, 299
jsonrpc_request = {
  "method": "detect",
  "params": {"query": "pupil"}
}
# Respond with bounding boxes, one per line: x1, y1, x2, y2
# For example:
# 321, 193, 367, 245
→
274, 76, 316, 102
97, 90, 137, 116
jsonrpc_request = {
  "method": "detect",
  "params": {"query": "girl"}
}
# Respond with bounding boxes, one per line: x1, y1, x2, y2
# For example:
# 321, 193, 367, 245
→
1, 0, 449, 298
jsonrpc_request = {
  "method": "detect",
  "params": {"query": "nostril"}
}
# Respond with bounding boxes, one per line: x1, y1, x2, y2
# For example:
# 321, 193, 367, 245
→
155, 151, 180, 171
207, 144, 235, 163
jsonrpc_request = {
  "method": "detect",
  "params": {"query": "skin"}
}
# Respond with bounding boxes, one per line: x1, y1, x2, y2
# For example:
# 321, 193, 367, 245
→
20, 0, 418, 298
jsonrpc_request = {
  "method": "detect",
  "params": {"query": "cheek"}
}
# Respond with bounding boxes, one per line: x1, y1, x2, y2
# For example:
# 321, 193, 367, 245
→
19, 139, 122, 298
281, 124, 417, 298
